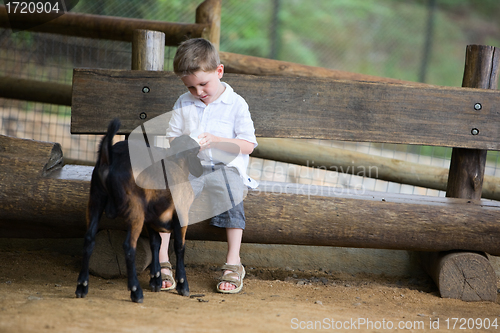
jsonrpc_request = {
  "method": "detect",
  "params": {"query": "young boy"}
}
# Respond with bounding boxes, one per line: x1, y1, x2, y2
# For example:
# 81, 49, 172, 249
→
159, 38, 258, 294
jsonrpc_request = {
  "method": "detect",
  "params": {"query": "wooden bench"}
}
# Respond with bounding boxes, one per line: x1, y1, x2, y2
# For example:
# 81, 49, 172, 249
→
64, 41, 500, 301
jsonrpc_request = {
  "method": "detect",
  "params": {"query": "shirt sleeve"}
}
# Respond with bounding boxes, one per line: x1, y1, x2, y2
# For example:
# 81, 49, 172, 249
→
166, 99, 184, 139
234, 98, 258, 148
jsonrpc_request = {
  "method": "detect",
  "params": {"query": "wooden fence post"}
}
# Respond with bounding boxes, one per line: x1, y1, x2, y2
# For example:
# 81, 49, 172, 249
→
132, 29, 165, 71
196, 0, 221, 49
89, 29, 165, 279
421, 45, 500, 302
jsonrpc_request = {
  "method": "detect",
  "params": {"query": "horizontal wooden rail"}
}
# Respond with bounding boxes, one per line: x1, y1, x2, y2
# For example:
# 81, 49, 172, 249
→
220, 52, 429, 86
72, 69, 500, 150
2, 135, 500, 256
0, 5, 207, 46
252, 138, 500, 201
0, 76, 72, 106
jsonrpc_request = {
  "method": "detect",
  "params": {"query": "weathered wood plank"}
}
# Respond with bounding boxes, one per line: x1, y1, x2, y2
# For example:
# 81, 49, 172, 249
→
3, 135, 500, 256
71, 69, 500, 150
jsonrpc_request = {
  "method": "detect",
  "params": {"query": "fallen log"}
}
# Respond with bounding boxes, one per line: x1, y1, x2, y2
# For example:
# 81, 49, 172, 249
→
2, 135, 500, 257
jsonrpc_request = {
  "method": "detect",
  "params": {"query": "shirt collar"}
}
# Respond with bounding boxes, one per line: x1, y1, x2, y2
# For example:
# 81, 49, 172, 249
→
219, 82, 234, 105
190, 82, 235, 107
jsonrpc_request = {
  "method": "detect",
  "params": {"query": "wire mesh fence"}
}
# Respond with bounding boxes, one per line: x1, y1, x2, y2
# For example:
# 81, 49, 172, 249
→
1, 0, 499, 197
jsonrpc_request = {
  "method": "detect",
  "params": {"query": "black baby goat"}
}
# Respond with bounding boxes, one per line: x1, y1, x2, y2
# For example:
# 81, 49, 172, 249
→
76, 119, 201, 303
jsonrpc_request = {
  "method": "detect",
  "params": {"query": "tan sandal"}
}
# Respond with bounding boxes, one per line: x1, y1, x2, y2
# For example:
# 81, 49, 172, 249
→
160, 262, 176, 291
217, 263, 245, 294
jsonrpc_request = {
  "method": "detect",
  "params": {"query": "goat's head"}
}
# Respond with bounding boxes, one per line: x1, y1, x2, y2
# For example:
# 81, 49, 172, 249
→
169, 135, 203, 178
129, 134, 202, 190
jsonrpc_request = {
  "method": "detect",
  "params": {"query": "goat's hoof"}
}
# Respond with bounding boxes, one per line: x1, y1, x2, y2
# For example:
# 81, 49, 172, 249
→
177, 288, 190, 297
75, 283, 88, 298
132, 297, 144, 303
149, 275, 162, 292
131, 293, 144, 303
130, 288, 144, 303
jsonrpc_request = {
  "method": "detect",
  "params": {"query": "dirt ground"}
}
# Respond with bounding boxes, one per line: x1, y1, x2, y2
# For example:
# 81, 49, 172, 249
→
0, 247, 499, 333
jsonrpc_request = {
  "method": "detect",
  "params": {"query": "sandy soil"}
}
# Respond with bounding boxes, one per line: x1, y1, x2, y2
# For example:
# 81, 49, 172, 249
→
0, 248, 499, 333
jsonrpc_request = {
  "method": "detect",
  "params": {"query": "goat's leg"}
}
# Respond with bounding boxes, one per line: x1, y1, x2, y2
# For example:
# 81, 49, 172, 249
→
76, 190, 106, 298
123, 225, 144, 303
146, 225, 162, 292
172, 215, 189, 296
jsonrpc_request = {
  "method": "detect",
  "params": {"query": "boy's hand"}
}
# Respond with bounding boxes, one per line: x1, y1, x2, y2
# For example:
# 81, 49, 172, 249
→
198, 132, 220, 150
197, 132, 254, 155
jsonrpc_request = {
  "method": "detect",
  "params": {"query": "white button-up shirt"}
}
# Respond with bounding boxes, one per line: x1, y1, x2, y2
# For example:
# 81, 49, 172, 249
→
166, 82, 258, 188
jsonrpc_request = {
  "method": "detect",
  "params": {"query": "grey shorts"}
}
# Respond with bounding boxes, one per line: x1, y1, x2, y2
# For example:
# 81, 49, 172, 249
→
188, 165, 247, 229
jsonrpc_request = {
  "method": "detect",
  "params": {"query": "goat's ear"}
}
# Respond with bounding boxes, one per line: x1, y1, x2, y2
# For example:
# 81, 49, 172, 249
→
187, 155, 203, 177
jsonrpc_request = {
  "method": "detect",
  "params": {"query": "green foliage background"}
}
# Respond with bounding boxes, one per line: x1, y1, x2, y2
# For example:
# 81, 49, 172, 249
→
65, 0, 500, 163
73, 0, 500, 87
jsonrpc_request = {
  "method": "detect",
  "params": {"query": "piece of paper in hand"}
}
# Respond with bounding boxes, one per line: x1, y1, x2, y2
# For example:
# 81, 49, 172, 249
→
189, 129, 203, 145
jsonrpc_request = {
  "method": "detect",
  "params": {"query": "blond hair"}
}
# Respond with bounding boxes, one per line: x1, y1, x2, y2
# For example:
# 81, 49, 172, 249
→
173, 38, 220, 76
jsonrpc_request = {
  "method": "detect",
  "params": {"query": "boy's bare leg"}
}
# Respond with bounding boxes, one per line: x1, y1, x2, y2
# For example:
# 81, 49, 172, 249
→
219, 228, 243, 291
159, 232, 173, 289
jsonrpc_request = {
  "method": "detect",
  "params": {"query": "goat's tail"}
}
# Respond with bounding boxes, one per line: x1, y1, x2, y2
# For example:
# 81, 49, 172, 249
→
97, 118, 121, 186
